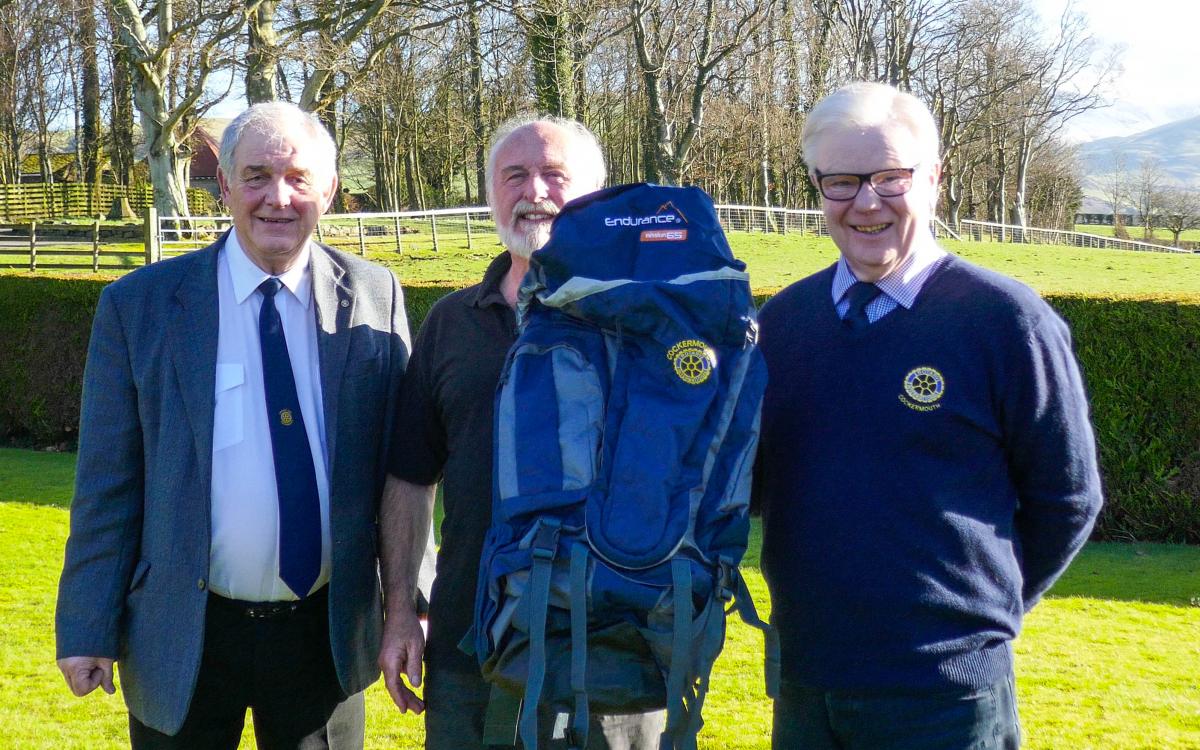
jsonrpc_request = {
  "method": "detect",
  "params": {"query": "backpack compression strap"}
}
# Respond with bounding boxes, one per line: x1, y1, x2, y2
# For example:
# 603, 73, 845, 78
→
661, 558, 697, 750
520, 518, 562, 750
568, 544, 590, 750
720, 558, 780, 699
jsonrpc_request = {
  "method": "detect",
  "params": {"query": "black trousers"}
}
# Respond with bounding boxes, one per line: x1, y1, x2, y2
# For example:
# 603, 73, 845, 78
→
129, 588, 364, 750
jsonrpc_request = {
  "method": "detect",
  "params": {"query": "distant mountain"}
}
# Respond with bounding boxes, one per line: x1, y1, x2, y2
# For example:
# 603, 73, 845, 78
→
1077, 116, 1200, 212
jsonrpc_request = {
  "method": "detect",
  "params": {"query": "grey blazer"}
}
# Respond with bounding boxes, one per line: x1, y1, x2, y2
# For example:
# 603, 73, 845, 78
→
55, 235, 410, 734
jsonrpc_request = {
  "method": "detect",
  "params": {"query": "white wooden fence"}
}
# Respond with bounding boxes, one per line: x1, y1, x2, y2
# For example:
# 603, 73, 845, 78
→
959, 219, 1191, 254
7, 204, 1192, 273
154, 204, 966, 257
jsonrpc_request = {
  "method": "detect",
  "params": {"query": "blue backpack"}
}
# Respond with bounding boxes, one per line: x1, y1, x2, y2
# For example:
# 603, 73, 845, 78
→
469, 183, 778, 750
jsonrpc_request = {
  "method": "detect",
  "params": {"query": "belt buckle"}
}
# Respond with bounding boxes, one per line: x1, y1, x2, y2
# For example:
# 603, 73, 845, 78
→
246, 601, 295, 619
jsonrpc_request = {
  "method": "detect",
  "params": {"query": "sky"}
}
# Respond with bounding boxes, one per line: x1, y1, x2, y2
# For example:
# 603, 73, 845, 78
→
1030, 0, 1200, 142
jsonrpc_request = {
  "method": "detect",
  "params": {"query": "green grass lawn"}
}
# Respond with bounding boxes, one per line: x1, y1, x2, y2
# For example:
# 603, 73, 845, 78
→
1073, 224, 1200, 244
2, 448, 1197, 749
7, 224, 1200, 303
321, 230, 1200, 302
3, 230, 1200, 747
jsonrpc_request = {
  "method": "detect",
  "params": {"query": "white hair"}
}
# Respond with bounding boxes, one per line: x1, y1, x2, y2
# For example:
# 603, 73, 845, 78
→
802, 82, 941, 170
484, 115, 606, 209
218, 102, 337, 182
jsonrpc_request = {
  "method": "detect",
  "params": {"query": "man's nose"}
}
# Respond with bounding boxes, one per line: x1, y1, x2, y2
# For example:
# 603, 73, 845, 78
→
854, 180, 883, 210
265, 178, 292, 207
523, 174, 550, 203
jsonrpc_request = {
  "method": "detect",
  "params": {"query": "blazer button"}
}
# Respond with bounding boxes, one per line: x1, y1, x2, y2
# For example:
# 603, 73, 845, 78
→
197, 578, 206, 591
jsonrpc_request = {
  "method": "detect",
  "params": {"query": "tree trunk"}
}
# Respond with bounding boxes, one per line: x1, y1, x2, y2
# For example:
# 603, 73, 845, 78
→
1010, 126, 1032, 228
467, 0, 486, 201
106, 3, 135, 187
987, 123, 1007, 225
404, 139, 422, 210
246, 0, 279, 103
528, 1, 574, 118
77, 0, 101, 186
117, 0, 190, 219
944, 171, 962, 229
316, 76, 345, 212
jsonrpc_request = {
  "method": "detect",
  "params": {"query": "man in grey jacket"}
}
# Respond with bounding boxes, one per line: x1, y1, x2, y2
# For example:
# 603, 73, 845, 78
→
55, 101, 416, 749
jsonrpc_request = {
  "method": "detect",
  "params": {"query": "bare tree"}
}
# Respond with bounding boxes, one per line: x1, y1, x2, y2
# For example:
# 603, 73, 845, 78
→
919, 0, 1026, 228
23, 0, 72, 190
0, 3, 61, 183
1024, 135, 1080, 229
1132, 157, 1164, 240
832, 0, 879, 79
1007, 3, 1114, 227
1099, 150, 1130, 236
109, 0, 256, 218
1158, 187, 1200, 246
630, 0, 776, 184
881, 0, 957, 88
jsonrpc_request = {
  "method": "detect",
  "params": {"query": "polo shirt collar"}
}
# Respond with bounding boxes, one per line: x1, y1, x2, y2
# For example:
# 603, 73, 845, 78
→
470, 251, 515, 309
831, 240, 947, 310
225, 228, 313, 309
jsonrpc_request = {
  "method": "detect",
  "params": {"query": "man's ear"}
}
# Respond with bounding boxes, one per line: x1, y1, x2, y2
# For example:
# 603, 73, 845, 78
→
929, 162, 943, 212
217, 170, 230, 203
322, 174, 339, 213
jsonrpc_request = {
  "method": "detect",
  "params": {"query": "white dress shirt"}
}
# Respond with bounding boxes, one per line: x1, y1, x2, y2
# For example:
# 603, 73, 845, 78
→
210, 231, 332, 601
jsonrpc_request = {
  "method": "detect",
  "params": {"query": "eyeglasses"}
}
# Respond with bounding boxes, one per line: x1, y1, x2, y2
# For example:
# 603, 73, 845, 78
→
813, 166, 918, 201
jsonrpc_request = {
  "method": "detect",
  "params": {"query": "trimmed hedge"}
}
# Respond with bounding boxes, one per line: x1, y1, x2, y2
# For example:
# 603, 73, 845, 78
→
1053, 296, 1200, 545
0, 275, 454, 448
0, 275, 106, 447
2, 275, 1197, 543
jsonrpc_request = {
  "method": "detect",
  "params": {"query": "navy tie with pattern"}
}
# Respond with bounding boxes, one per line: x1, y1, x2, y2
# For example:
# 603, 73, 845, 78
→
843, 281, 881, 331
258, 278, 321, 599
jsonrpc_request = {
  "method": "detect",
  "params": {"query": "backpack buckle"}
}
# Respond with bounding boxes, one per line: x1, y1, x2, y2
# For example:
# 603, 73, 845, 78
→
745, 318, 760, 348
531, 520, 562, 560
716, 557, 737, 602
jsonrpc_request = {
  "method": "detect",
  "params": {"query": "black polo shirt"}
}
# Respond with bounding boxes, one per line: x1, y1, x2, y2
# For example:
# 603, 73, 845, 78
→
389, 252, 517, 675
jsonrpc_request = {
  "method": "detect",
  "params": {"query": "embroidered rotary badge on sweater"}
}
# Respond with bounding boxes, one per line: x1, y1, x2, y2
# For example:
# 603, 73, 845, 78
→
900, 366, 945, 412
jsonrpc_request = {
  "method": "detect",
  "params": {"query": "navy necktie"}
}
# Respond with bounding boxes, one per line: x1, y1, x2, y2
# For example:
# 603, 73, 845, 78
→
258, 278, 321, 599
843, 281, 881, 331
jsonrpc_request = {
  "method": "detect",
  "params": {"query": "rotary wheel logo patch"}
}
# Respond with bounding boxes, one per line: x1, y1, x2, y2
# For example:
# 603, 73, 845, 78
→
667, 340, 716, 385
901, 366, 945, 411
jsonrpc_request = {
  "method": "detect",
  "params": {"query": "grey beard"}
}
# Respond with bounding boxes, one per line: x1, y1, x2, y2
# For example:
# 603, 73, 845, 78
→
497, 201, 558, 258
497, 221, 547, 259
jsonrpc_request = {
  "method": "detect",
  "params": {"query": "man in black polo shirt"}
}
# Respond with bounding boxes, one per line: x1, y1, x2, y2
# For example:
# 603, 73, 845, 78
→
377, 115, 665, 748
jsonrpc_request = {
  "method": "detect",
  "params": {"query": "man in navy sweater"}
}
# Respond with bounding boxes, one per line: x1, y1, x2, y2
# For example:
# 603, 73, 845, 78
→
755, 81, 1103, 750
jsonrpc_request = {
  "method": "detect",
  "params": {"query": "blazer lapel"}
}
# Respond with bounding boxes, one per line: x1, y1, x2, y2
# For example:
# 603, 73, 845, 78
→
311, 244, 354, 475
169, 238, 222, 491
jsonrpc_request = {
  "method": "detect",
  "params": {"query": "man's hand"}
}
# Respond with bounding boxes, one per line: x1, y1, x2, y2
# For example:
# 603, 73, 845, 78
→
378, 474, 437, 715
57, 656, 115, 697
378, 609, 427, 714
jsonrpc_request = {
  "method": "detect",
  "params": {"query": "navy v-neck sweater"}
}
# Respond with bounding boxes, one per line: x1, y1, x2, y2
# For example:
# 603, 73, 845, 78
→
756, 256, 1102, 690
